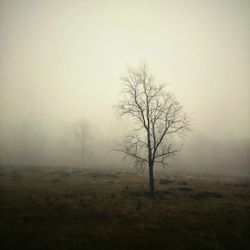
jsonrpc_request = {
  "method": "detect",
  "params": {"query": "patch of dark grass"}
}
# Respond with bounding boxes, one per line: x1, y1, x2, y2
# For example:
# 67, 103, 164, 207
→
159, 178, 173, 185
179, 181, 188, 185
178, 187, 194, 192
166, 187, 176, 193
234, 183, 249, 187
84, 172, 120, 179
190, 191, 222, 200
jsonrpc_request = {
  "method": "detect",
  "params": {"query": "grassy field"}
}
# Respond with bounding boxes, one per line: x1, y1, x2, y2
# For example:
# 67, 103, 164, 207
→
0, 165, 249, 250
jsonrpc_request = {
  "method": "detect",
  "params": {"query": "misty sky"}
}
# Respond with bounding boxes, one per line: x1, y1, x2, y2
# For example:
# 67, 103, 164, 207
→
0, 0, 249, 174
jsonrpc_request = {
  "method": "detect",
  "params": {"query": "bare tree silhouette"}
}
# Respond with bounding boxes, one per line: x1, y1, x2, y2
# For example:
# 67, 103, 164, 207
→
73, 119, 90, 165
116, 64, 190, 196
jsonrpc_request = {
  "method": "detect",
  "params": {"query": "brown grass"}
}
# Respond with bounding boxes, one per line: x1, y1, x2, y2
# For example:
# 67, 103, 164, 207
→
0, 165, 249, 250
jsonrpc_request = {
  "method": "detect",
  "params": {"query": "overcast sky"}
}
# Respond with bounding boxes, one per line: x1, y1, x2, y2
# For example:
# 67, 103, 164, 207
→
0, 0, 249, 173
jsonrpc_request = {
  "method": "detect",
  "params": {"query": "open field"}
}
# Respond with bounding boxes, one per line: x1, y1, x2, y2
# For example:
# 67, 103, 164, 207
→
0, 165, 250, 250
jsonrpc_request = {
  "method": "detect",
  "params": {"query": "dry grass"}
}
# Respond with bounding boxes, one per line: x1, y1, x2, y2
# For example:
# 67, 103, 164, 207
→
0, 165, 250, 250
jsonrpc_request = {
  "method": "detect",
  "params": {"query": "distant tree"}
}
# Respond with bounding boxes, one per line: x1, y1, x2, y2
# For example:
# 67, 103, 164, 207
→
73, 119, 90, 165
62, 119, 91, 166
115, 64, 190, 196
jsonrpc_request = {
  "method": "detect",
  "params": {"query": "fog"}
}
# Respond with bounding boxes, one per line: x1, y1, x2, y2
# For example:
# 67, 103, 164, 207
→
0, 0, 249, 176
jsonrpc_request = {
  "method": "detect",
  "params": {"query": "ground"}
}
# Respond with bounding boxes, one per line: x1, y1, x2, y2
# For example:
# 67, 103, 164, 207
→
0, 165, 249, 250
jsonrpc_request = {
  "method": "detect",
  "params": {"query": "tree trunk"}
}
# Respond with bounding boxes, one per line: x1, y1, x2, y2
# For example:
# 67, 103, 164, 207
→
149, 163, 155, 197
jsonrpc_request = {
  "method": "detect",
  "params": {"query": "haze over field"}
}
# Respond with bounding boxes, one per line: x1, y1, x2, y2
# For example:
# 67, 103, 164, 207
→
0, 0, 249, 175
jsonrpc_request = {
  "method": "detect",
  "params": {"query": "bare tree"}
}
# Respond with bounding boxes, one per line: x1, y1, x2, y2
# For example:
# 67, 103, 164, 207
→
72, 119, 90, 165
115, 64, 190, 196
62, 119, 91, 166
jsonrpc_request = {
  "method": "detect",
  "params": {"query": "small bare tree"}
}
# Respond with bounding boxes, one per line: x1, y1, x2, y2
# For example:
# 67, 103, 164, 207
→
116, 64, 190, 196
72, 119, 90, 164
